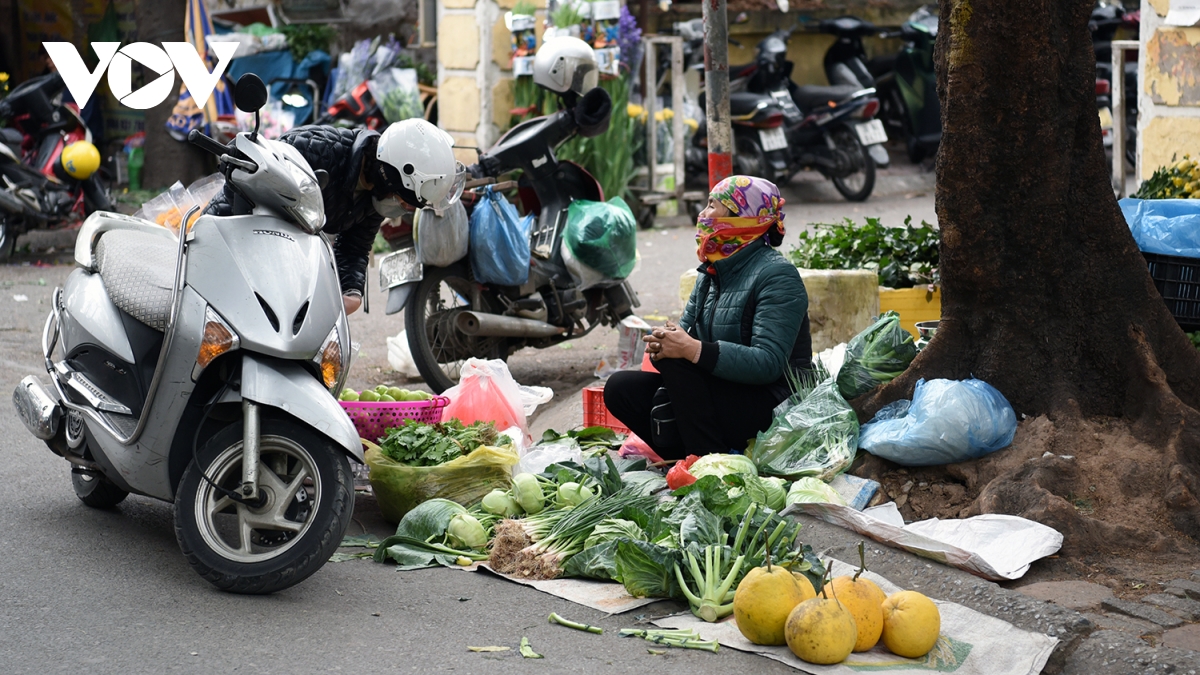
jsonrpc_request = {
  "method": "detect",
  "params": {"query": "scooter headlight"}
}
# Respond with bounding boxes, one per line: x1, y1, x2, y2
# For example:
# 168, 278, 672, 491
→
316, 326, 345, 391
281, 157, 326, 233
194, 307, 239, 380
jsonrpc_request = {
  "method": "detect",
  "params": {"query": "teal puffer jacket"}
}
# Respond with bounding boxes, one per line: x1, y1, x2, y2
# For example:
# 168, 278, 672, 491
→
679, 238, 811, 386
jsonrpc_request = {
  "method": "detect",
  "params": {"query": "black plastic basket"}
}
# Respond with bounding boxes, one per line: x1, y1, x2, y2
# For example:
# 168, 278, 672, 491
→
1144, 252, 1200, 332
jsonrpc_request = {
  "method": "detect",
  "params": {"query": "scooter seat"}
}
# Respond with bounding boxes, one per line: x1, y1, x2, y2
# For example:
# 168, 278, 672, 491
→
791, 84, 862, 111
95, 229, 176, 331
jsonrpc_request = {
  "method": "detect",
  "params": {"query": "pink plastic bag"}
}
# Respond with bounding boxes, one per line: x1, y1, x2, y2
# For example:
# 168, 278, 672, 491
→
618, 433, 664, 464
442, 358, 527, 435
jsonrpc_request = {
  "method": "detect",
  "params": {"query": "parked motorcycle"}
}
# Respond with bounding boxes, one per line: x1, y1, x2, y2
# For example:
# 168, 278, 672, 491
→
315, 80, 387, 130
870, 6, 941, 163
379, 84, 639, 393
12, 74, 359, 594
0, 72, 111, 259
671, 19, 883, 200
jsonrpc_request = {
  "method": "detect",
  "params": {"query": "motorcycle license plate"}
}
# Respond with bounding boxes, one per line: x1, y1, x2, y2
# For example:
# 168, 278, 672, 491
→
378, 246, 423, 289
759, 127, 789, 152
855, 119, 888, 146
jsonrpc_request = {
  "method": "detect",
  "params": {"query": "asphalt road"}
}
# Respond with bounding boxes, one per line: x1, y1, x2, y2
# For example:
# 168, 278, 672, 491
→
0, 158, 934, 674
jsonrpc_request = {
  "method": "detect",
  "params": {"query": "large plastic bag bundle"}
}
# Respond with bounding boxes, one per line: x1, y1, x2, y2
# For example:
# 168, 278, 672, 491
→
442, 358, 528, 435
564, 197, 638, 280
468, 186, 532, 286
836, 311, 918, 400
859, 378, 1017, 467
749, 379, 859, 480
1119, 198, 1200, 258
366, 443, 518, 523
415, 202, 469, 267
367, 67, 423, 123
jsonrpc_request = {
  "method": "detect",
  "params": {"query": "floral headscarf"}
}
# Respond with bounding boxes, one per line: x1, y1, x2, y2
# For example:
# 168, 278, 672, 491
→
696, 176, 786, 264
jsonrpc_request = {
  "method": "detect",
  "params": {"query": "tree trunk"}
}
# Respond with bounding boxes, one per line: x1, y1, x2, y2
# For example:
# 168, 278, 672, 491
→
854, 0, 1200, 550
134, 0, 209, 189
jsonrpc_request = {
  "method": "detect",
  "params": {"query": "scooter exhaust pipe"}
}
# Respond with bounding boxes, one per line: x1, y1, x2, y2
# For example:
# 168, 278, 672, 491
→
455, 311, 565, 338
12, 376, 61, 440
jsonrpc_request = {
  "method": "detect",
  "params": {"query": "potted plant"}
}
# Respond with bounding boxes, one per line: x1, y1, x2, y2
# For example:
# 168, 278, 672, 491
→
790, 216, 940, 340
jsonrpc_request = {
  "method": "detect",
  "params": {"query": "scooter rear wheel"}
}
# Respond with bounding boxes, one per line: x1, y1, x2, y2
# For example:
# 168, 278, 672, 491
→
0, 216, 17, 260
406, 264, 504, 393
174, 417, 354, 594
831, 128, 876, 202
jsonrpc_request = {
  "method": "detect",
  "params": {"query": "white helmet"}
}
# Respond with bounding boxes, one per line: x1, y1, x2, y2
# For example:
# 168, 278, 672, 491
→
374, 119, 466, 214
533, 36, 599, 97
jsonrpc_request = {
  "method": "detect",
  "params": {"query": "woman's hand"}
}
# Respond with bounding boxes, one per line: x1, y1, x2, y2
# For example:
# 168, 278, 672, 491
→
343, 293, 363, 315
643, 322, 702, 362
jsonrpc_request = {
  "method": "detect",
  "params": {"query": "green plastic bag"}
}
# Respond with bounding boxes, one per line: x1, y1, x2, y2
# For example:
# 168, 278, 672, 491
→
749, 379, 859, 481
836, 311, 918, 400
366, 444, 517, 523
564, 197, 638, 280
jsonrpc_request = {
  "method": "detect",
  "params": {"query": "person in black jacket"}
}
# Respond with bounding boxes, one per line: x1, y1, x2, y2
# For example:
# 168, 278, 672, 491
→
207, 118, 465, 314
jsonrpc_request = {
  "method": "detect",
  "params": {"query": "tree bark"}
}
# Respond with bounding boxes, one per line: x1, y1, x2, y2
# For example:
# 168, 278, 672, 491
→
854, 0, 1200, 544
134, 0, 209, 189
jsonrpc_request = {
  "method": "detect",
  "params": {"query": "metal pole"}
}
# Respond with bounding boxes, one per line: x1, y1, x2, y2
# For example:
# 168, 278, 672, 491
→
703, 0, 732, 189
645, 40, 659, 194
1111, 40, 1138, 198
672, 38, 686, 198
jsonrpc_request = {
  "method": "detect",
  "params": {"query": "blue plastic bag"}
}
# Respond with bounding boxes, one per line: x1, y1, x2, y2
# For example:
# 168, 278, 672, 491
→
468, 187, 533, 286
1119, 198, 1200, 259
859, 378, 1017, 467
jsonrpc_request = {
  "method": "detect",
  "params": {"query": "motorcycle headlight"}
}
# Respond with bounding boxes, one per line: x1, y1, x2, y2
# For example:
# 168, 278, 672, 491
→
281, 157, 326, 233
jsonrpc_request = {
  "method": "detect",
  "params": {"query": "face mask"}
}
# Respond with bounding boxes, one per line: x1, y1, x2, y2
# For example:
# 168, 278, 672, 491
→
695, 216, 774, 263
372, 195, 408, 219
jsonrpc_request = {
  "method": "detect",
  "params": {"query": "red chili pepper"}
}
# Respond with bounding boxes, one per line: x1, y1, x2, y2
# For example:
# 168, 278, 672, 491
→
666, 455, 701, 490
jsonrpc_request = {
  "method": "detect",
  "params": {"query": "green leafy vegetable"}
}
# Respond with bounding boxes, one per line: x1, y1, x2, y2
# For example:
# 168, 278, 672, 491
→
675, 544, 744, 622
541, 426, 625, 453
374, 499, 489, 569
615, 539, 683, 599
671, 473, 767, 519
688, 453, 759, 480
761, 477, 789, 511
378, 419, 507, 467
837, 311, 918, 400
789, 215, 939, 289
279, 24, 337, 61
584, 518, 645, 549
785, 477, 848, 506
750, 379, 859, 480
561, 540, 621, 580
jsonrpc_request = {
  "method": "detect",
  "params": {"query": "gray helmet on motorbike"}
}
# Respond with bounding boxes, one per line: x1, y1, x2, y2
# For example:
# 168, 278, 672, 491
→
533, 36, 599, 97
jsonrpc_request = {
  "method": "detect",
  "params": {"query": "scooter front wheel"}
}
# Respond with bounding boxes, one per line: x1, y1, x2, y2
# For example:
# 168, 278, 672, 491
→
174, 417, 354, 594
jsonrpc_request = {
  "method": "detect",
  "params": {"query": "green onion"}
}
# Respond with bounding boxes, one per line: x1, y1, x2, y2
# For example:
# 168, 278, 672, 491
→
549, 612, 603, 634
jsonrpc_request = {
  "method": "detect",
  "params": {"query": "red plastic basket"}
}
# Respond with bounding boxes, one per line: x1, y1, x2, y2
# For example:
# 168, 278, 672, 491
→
582, 386, 630, 434
339, 396, 450, 442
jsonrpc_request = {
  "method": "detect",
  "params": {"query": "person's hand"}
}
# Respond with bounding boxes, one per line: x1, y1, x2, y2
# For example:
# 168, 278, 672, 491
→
343, 293, 363, 315
643, 321, 701, 362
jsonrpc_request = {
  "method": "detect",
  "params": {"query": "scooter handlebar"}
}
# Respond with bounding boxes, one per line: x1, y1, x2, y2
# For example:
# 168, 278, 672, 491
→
187, 129, 231, 158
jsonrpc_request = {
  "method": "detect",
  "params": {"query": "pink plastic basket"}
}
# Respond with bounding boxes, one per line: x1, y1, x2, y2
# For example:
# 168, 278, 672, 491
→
339, 396, 451, 442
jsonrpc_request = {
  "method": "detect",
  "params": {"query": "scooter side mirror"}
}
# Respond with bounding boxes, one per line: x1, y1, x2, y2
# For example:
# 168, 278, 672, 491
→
233, 74, 268, 142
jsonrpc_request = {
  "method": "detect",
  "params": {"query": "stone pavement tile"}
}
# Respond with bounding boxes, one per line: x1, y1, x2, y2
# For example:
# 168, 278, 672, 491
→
1141, 593, 1200, 621
1080, 611, 1163, 636
1101, 598, 1186, 628
1192, 570, 1200, 583
1162, 623, 1200, 652
1014, 580, 1114, 612
1061, 629, 1200, 675
1166, 579, 1200, 600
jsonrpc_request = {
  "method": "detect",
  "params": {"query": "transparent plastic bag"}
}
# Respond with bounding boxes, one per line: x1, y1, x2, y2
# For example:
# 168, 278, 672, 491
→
367, 67, 423, 123
415, 202, 469, 267
749, 379, 859, 480
442, 358, 528, 435
836, 311, 918, 400
187, 173, 226, 212
366, 444, 518, 523
516, 438, 583, 475
468, 187, 532, 286
859, 378, 1017, 467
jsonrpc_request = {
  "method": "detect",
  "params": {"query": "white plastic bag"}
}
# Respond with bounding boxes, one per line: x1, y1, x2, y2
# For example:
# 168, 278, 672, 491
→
415, 202, 469, 267
386, 330, 422, 379
516, 438, 583, 475
442, 358, 528, 435
518, 384, 554, 417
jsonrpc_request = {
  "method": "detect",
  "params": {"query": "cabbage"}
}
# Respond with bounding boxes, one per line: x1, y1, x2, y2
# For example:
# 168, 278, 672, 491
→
689, 453, 758, 480
761, 476, 789, 511
785, 477, 847, 506
584, 518, 646, 549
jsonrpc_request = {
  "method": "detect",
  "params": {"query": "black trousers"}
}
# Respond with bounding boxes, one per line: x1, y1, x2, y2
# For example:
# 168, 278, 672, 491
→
603, 357, 783, 460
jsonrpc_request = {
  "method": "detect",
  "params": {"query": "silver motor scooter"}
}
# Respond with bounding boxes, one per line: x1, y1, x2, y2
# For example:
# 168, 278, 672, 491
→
11, 75, 360, 594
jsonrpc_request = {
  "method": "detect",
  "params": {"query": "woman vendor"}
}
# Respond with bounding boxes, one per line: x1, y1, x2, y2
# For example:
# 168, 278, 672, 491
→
604, 176, 812, 459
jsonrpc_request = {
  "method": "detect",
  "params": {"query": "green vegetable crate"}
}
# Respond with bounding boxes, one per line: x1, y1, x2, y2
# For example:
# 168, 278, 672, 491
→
339, 397, 450, 440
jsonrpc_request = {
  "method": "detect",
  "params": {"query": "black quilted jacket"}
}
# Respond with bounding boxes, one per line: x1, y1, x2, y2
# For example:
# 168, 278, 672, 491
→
206, 126, 382, 294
